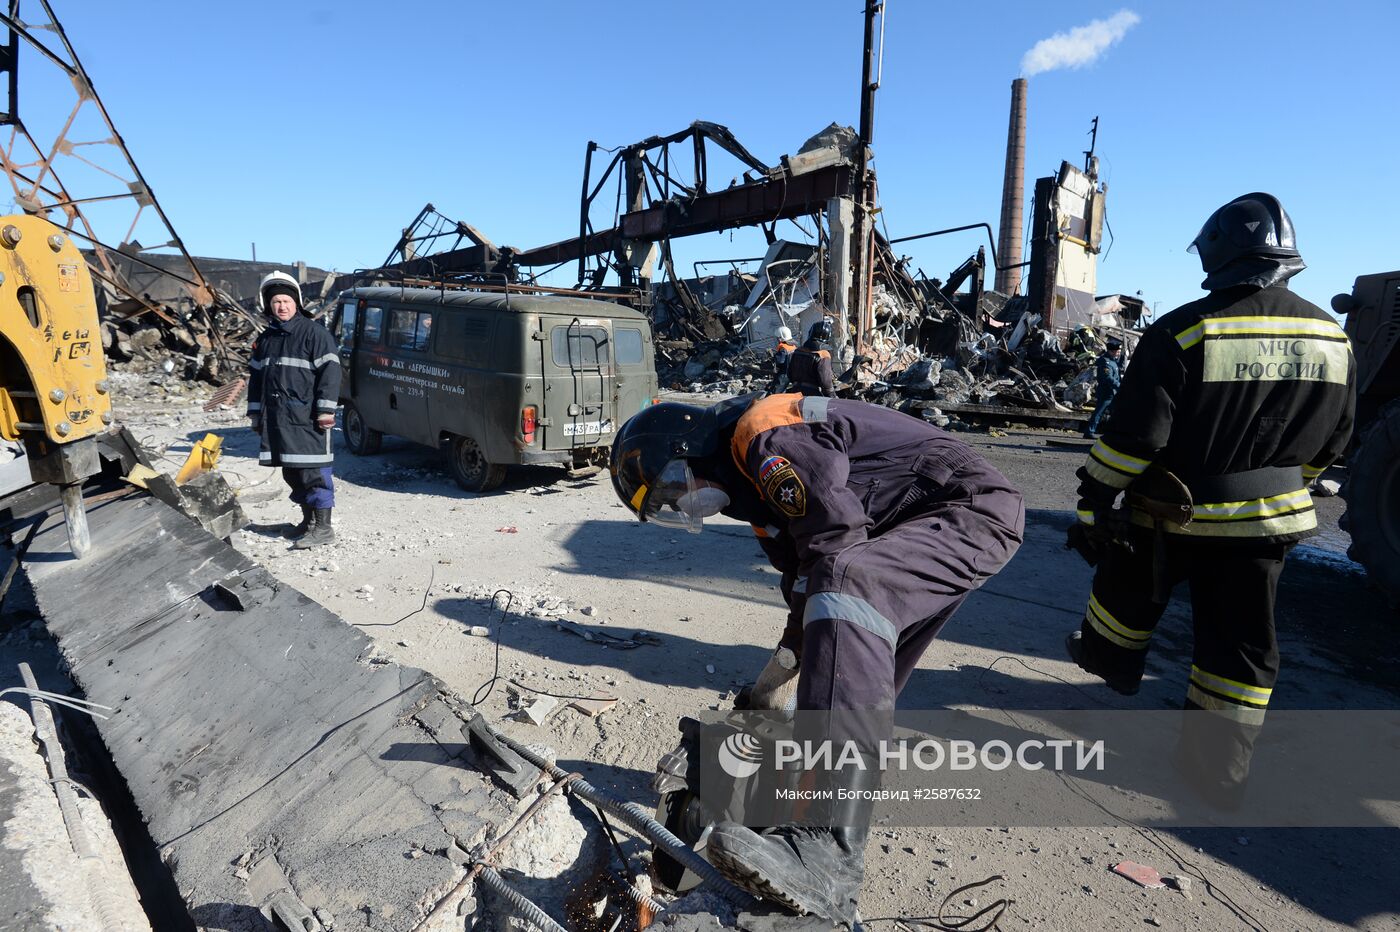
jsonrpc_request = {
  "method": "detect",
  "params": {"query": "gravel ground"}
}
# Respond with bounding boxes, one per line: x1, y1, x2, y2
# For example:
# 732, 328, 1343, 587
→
45, 370, 1400, 931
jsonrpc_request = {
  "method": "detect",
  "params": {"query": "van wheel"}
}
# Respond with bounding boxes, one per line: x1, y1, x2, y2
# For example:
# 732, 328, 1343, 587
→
343, 403, 382, 456
448, 435, 506, 492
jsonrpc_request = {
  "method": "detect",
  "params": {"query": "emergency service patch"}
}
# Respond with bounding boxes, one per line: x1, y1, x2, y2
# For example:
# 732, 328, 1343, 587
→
761, 461, 807, 518
758, 455, 790, 482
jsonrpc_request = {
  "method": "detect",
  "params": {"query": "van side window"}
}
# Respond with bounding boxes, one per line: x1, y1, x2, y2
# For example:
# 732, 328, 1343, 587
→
616, 327, 644, 365
437, 312, 493, 362
337, 302, 358, 348
551, 326, 610, 368
414, 312, 434, 351
389, 309, 434, 351
362, 306, 385, 344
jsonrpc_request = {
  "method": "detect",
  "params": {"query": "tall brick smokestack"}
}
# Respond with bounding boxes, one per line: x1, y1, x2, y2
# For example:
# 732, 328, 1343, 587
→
996, 78, 1027, 295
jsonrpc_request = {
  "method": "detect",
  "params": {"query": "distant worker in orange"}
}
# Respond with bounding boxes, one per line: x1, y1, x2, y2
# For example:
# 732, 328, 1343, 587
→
788, 318, 835, 397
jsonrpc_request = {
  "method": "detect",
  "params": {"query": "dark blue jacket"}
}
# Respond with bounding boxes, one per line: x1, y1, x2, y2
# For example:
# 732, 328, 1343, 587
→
246, 313, 341, 467
1096, 353, 1121, 394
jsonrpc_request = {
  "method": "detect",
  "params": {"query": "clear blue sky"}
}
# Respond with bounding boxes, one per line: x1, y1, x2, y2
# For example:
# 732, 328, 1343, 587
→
15, 0, 1400, 318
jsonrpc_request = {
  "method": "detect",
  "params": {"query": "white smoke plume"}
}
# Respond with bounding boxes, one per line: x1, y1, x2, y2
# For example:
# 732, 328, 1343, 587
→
1021, 10, 1141, 77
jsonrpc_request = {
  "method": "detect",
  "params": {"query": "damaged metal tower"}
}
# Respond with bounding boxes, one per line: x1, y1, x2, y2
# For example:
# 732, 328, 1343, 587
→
0, 0, 256, 372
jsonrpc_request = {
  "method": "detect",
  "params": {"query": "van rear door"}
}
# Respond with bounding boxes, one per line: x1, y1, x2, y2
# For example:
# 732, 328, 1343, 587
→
538, 316, 615, 453
611, 322, 654, 424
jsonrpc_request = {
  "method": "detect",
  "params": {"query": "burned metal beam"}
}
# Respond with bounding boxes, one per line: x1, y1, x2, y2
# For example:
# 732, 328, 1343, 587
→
516, 163, 853, 267
622, 163, 853, 240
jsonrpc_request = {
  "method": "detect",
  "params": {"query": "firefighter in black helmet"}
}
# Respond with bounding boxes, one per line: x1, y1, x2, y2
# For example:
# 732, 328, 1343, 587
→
1065, 193, 1355, 804
611, 394, 1023, 923
787, 318, 836, 397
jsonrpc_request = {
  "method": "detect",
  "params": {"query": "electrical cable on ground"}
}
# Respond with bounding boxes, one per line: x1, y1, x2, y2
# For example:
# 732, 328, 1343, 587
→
866, 873, 1011, 931
470, 590, 618, 706
354, 564, 436, 628
471, 590, 516, 706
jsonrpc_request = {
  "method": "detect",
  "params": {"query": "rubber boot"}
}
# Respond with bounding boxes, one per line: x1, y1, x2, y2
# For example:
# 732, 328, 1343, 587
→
1065, 630, 1141, 696
294, 508, 334, 549
706, 758, 876, 926
284, 505, 315, 540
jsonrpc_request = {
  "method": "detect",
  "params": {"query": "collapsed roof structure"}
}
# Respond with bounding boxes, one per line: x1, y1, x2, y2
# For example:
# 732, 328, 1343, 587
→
363, 78, 1144, 426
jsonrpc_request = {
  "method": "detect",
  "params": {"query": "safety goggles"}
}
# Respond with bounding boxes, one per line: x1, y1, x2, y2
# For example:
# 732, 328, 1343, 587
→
641, 458, 730, 534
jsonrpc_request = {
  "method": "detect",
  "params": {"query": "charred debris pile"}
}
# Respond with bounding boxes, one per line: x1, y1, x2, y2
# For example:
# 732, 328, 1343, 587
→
92, 253, 340, 387
351, 114, 1148, 428
651, 241, 1144, 428
81, 103, 1146, 434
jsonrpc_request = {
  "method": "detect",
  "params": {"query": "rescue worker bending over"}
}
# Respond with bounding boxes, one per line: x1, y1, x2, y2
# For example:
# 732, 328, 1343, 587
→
1065, 193, 1355, 803
770, 325, 796, 394
787, 318, 836, 397
247, 271, 343, 549
611, 394, 1024, 924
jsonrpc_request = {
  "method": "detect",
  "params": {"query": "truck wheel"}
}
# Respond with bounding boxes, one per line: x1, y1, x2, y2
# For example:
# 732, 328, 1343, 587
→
447, 435, 506, 492
343, 402, 382, 456
1342, 399, 1400, 604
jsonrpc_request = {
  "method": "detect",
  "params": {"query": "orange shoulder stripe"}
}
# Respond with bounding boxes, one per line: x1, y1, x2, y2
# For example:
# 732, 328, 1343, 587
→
731, 394, 804, 480
817, 349, 831, 360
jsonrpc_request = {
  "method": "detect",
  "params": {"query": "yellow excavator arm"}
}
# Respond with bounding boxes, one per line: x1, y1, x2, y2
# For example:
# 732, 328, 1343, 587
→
0, 213, 114, 556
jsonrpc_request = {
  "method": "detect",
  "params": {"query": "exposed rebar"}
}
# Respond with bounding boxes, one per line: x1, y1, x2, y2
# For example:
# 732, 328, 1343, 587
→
485, 722, 750, 902
475, 865, 570, 932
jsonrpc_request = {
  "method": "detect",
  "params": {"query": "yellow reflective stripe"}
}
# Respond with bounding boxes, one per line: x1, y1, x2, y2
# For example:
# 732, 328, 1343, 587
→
1191, 488, 1313, 521
1177, 316, 1349, 350
1302, 463, 1326, 479
1076, 509, 1096, 526
1085, 457, 1135, 489
1186, 685, 1268, 725
629, 484, 648, 513
1201, 316, 1349, 339
1190, 666, 1272, 706
1085, 610, 1150, 651
1175, 321, 1205, 350
1134, 508, 1316, 538
1088, 594, 1152, 644
1090, 440, 1151, 475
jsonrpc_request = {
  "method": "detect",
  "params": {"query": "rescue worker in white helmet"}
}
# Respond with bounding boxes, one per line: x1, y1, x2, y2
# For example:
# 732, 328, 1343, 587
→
246, 271, 342, 548
1064, 193, 1355, 805
610, 393, 1023, 924
770, 325, 796, 393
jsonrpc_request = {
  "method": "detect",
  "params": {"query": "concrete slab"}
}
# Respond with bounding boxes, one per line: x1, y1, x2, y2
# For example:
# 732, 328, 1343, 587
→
21, 493, 531, 930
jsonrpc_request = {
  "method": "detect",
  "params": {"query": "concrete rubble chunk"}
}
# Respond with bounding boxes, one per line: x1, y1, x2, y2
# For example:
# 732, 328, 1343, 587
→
520, 695, 559, 726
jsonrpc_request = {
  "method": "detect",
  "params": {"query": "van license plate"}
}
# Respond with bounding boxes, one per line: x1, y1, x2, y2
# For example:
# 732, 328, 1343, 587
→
563, 421, 612, 437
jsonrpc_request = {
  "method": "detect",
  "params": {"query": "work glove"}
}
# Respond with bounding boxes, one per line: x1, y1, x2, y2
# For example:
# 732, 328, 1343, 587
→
248, 414, 261, 432
316, 413, 336, 431
738, 646, 799, 712
1065, 506, 1130, 566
